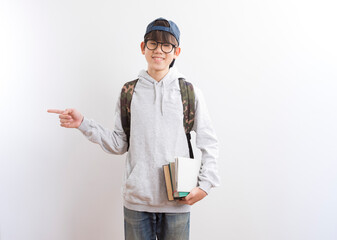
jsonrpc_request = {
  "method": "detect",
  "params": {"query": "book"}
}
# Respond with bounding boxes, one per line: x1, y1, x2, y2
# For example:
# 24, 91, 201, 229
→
163, 164, 174, 201
163, 157, 201, 201
168, 162, 177, 197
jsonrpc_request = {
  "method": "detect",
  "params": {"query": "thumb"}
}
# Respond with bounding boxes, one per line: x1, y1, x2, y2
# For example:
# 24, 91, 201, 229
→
184, 193, 192, 201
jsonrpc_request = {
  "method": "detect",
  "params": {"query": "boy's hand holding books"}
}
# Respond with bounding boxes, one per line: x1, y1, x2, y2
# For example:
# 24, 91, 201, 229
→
163, 157, 207, 205
178, 187, 207, 205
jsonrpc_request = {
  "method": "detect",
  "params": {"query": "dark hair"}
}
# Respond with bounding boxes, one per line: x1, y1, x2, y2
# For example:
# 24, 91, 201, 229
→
144, 19, 179, 68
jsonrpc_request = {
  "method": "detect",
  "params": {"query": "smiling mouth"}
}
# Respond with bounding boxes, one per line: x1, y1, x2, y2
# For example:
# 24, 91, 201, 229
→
152, 56, 165, 61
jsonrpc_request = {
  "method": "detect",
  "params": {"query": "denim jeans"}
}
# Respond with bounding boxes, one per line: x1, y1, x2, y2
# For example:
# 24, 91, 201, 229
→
124, 207, 190, 240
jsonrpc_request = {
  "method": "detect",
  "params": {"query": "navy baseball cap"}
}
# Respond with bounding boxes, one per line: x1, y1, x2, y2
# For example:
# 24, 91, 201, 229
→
144, 18, 180, 45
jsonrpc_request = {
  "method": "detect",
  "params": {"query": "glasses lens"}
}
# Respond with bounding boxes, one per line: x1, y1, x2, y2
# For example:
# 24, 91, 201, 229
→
146, 40, 157, 50
161, 43, 173, 53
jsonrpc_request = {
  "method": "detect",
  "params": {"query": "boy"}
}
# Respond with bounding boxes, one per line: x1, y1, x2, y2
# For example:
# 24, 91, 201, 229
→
48, 17, 219, 240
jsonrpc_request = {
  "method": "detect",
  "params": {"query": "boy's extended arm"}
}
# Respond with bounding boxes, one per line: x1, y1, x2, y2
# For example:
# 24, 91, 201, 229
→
192, 87, 220, 194
77, 96, 128, 155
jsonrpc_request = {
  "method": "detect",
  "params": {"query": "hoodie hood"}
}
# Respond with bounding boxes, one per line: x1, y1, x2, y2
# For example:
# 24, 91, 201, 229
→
138, 66, 185, 86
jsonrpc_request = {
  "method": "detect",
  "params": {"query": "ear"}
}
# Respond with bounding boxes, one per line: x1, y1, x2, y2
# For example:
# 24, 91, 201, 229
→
141, 42, 145, 55
173, 47, 181, 59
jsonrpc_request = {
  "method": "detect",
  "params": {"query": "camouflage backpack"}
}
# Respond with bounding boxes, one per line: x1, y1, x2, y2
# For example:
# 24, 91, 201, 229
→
120, 78, 195, 158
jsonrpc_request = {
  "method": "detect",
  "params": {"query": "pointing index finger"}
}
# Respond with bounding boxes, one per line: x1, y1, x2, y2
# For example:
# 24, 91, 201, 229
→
47, 109, 64, 114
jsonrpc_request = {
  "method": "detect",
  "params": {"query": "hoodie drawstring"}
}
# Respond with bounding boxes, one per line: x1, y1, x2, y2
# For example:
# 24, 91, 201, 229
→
153, 83, 164, 116
154, 84, 157, 103
161, 83, 165, 116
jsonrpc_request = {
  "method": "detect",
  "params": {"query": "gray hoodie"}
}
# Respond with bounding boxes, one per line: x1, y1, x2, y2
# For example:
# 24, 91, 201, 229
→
78, 67, 220, 213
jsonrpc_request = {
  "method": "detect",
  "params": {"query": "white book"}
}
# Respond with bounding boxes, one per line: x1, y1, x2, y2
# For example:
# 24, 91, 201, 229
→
175, 157, 201, 193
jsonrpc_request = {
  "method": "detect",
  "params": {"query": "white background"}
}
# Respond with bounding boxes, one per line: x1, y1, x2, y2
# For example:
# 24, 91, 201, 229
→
1, 0, 337, 239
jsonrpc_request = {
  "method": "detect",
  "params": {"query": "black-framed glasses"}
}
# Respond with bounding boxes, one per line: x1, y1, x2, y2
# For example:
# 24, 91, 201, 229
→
145, 39, 176, 53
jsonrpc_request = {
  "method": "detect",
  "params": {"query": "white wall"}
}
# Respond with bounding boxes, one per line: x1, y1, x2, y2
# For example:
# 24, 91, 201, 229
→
1, 0, 336, 239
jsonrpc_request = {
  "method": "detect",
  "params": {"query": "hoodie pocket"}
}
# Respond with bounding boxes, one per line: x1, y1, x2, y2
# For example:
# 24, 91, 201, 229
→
123, 164, 153, 204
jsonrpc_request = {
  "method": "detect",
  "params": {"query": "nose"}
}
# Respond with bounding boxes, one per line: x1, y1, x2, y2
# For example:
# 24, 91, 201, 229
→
154, 43, 164, 53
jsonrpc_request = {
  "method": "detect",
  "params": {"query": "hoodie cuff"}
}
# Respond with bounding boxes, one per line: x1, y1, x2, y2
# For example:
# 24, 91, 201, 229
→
198, 181, 213, 195
77, 116, 90, 133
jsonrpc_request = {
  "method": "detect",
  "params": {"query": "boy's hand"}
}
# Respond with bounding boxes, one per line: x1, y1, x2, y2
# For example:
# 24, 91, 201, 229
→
47, 108, 83, 128
178, 187, 207, 205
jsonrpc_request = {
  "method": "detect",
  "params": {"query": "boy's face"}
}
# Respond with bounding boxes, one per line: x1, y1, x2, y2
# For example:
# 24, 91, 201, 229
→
141, 40, 181, 73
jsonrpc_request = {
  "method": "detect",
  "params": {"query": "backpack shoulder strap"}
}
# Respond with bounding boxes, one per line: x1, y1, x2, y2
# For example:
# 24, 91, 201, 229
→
120, 79, 138, 150
179, 78, 195, 133
178, 78, 195, 158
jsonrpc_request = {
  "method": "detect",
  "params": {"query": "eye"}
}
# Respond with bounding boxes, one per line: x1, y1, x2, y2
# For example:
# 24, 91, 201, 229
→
163, 43, 171, 48
148, 41, 157, 45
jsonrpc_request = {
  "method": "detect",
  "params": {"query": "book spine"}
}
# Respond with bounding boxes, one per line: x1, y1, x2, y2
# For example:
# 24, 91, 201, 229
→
163, 164, 174, 201
169, 162, 176, 194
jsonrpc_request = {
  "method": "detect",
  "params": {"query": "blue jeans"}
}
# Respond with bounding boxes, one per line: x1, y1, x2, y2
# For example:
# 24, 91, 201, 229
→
124, 207, 190, 240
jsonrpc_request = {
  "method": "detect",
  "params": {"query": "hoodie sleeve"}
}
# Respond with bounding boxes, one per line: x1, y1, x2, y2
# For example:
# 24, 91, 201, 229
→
192, 87, 220, 194
77, 95, 128, 155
